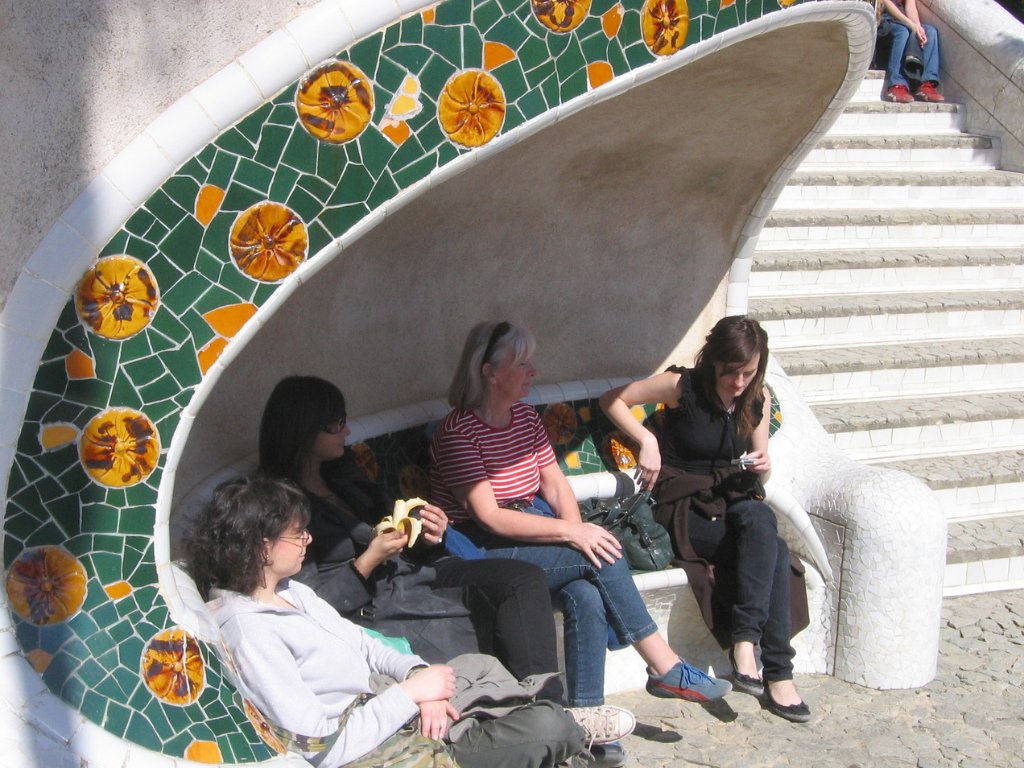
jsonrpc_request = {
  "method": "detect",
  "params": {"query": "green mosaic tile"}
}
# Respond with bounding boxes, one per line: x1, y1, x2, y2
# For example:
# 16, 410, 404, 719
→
104, 701, 132, 738
624, 38, 654, 68
367, 173, 400, 211
207, 150, 239, 188
82, 689, 109, 724
145, 190, 189, 229
297, 174, 336, 206
77, 657, 108, 688
236, 104, 273, 146
423, 24, 464, 68
235, 158, 274, 195
138, 373, 181, 404
125, 208, 158, 238
393, 151, 439, 190
62, 674, 88, 709
278, 127, 320, 176
283, 185, 322, 223
267, 163, 301, 205
125, 710, 161, 750
349, 33, 386, 80
89, 549, 124, 584
159, 219, 205, 274
357, 126, 400, 179
253, 124, 291, 168
220, 183, 268, 216
107, 618, 135, 644
142, 699, 175, 740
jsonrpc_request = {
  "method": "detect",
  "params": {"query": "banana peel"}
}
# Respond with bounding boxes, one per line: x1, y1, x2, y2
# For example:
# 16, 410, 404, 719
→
373, 497, 428, 546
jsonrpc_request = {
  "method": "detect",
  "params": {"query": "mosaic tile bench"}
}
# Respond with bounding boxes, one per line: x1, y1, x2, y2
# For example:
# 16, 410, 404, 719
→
168, 375, 834, 705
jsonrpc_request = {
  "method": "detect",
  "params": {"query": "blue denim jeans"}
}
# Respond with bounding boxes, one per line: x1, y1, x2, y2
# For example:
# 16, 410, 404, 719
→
885, 17, 941, 88
686, 499, 795, 682
457, 504, 659, 706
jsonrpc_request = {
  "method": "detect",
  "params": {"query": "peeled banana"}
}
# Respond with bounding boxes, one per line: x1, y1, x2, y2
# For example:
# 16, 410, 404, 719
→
373, 497, 428, 546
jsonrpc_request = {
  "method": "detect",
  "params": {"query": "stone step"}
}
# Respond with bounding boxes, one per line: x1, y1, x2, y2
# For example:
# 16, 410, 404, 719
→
751, 246, 1024, 273
849, 69, 888, 103
751, 289, 1024, 346
756, 208, 1024, 250
777, 170, 1024, 208
800, 133, 1000, 171
943, 513, 1024, 595
873, 451, 1024, 523
831, 100, 966, 135
750, 255, 1024, 293
775, 335, 1024, 401
809, 389, 1024, 458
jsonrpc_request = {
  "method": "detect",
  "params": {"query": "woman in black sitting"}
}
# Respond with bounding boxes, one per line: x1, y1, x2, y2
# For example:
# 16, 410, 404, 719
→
600, 316, 811, 722
258, 375, 559, 681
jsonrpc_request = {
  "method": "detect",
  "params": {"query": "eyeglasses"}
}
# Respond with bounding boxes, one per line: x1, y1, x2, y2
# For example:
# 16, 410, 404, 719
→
481, 321, 510, 366
321, 415, 347, 434
278, 529, 312, 548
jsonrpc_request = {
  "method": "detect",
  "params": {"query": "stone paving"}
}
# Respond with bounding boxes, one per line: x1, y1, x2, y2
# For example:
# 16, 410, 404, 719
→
944, 515, 1024, 561
774, 337, 1024, 376
880, 452, 1024, 491
811, 390, 1024, 433
753, 246, 1024, 272
749, 290, 1024, 322
606, 590, 1024, 768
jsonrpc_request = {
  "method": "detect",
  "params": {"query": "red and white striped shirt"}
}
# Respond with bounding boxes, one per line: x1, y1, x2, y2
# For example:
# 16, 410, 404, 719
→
430, 401, 556, 523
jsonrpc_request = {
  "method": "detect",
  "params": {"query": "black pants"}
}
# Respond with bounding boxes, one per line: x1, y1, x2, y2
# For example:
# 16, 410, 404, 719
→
433, 557, 560, 682
686, 499, 796, 681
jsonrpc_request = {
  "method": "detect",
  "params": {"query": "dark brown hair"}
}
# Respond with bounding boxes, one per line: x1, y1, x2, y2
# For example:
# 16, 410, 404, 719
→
693, 315, 769, 444
185, 475, 311, 599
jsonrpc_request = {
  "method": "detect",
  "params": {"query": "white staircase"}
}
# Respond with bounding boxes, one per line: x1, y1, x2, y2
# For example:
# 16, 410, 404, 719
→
751, 70, 1024, 597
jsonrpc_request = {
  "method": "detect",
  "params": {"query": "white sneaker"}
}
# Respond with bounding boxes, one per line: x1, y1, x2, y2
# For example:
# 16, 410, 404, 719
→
567, 705, 636, 746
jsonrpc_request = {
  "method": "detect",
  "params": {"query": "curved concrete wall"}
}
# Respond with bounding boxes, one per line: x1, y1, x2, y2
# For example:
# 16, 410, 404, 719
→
0, 1, 875, 765
921, 0, 1024, 171
0, 1, 323, 314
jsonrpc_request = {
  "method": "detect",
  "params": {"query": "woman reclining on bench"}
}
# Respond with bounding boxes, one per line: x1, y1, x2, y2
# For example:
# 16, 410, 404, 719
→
186, 475, 634, 768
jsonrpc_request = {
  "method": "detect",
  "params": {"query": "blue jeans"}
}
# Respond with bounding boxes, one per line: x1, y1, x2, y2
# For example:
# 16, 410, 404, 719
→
686, 499, 795, 682
885, 18, 941, 88
457, 506, 659, 706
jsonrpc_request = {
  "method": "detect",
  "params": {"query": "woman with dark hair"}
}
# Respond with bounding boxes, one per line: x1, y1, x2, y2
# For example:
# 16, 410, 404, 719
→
186, 475, 620, 768
600, 315, 811, 722
430, 321, 732, 718
257, 375, 560, 683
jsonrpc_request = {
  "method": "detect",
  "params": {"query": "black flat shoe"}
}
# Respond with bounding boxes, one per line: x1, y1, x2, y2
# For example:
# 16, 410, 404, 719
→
765, 689, 812, 723
728, 648, 764, 697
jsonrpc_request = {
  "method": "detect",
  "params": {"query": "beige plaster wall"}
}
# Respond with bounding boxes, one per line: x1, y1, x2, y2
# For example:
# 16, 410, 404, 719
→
0, 0, 322, 314
173, 22, 851, 503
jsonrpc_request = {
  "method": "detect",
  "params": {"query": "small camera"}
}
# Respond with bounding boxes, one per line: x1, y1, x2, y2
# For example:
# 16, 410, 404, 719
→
732, 456, 755, 469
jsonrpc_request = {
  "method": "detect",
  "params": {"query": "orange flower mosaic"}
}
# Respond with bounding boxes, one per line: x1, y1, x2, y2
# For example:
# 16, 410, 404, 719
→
141, 628, 205, 705
79, 408, 160, 488
399, 465, 431, 500
75, 255, 159, 340
229, 202, 308, 282
244, 699, 286, 754
438, 69, 506, 148
602, 431, 640, 470
531, 0, 592, 32
641, 0, 690, 56
6, 546, 87, 626
351, 443, 378, 482
296, 60, 374, 144
542, 403, 578, 446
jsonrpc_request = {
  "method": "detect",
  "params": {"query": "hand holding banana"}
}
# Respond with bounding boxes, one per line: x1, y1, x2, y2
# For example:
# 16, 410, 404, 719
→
373, 498, 429, 546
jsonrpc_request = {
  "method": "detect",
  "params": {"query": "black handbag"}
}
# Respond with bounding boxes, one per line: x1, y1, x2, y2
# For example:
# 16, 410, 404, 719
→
581, 491, 674, 571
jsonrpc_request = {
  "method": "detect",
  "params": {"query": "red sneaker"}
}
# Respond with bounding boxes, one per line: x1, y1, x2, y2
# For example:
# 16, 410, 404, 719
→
886, 84, 914, 103
915, 82, 945, 102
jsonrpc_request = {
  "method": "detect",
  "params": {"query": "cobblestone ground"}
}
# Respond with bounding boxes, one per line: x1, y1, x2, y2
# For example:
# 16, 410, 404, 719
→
607, 590, 1024, 768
